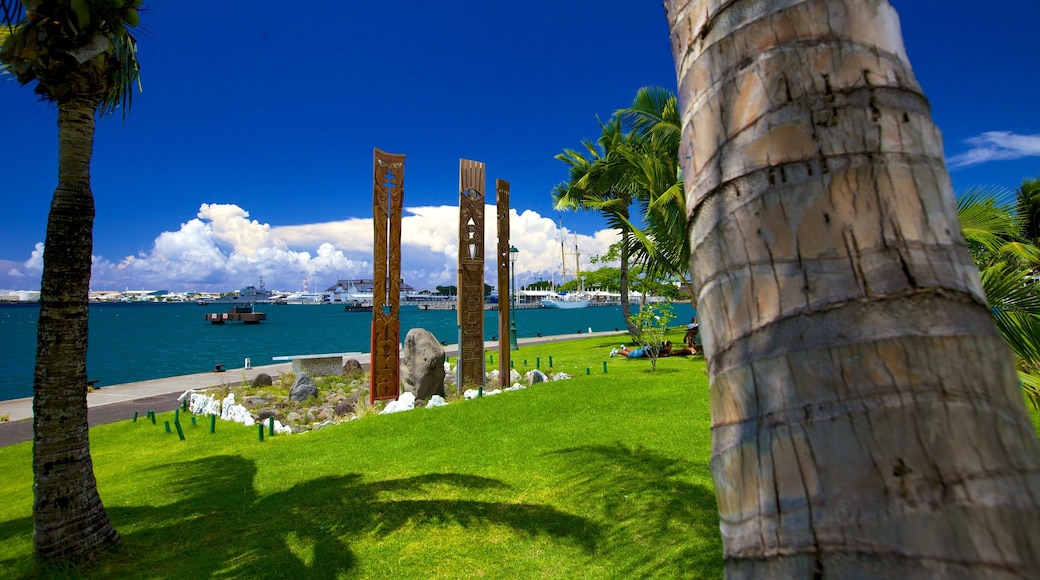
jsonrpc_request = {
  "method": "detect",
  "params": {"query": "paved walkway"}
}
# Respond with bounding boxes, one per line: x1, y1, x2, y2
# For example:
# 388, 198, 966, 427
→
0, 331, 622, 447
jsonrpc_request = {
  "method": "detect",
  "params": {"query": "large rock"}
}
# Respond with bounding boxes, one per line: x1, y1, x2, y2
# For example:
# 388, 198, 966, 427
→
525, 369, 548, 385
400, 328, 446, 400
251, 373, 273, 387
342, 359, 364, 379
289, 373, 319, 402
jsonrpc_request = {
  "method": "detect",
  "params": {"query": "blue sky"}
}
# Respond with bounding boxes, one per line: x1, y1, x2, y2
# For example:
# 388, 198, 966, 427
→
2, 1, 1038, 293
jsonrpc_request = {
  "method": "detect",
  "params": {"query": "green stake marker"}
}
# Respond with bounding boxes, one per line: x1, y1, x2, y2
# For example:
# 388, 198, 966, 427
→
209, 414, 216, 434
536, 357, 540, 369
268, 416, 275, 437
258, 423, 264, 442
191, 416, 197, 427
549, 356, 553, 367
132, 411, 138, 423
523, 359, 527, 367
150, 411, 156, 425
586, 367, 590, 376
489, 354, 493, 364
174, 421, 185, 441
603, 361, 608, 373
174, 409, 179, 423
181, 398, 188, 411
164, 420, 171, 434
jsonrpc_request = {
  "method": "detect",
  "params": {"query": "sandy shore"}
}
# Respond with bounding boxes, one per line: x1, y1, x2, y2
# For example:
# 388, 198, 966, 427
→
0, 330, 622, 447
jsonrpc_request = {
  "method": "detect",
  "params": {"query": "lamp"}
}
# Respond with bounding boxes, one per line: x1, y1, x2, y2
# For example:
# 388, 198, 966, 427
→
509, 246, 519, 350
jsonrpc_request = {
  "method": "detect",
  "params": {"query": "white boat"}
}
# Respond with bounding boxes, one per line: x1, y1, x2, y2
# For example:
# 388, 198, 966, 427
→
541, 292, 590, 309
279, 292, 327, 304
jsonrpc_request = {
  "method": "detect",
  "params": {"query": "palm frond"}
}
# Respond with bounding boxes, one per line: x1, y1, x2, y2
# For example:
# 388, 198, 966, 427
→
0, 1, 23, 28
956, 185, 1021, 253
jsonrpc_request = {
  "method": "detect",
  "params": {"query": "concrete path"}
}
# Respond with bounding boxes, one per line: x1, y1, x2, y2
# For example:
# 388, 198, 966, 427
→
0, 330, 622, 447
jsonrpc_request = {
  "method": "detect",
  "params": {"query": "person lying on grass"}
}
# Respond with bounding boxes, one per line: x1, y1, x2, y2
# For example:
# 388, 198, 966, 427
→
610, 341, 695, 358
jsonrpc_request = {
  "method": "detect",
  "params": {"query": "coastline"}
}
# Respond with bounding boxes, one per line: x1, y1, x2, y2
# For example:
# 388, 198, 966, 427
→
0, 330, 623, 447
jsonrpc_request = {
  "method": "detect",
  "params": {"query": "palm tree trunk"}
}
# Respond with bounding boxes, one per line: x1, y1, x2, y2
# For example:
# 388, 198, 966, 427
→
619, 216, 639, 335
32, 97, 121, 565
665, 0, 1040, 576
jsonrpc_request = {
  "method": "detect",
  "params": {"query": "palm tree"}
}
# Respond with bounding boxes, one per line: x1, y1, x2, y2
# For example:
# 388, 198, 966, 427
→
613, 87, 690, 294
554, 88, 692, 333
553, 117, 642, 334
1015, 175, 1040, 242
1, 0, 141, 567
957, 187, 1040, 410
665, 0, 1040, 576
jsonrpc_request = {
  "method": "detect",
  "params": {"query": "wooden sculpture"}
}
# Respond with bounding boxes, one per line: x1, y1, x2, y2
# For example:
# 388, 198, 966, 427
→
370, 148, 405, 403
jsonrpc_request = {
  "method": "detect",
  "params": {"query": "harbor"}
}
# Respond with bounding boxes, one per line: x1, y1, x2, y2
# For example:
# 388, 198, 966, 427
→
0, 301, 691, 403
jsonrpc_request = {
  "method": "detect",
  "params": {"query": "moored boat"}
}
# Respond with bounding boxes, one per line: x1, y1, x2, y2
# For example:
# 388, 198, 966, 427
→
205, 303, 267, 324
343, 300, 373, 312
541, 292, 591, 309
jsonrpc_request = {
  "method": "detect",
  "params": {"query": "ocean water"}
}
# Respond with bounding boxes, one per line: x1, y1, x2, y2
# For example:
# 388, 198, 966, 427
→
0, 302, 691, 402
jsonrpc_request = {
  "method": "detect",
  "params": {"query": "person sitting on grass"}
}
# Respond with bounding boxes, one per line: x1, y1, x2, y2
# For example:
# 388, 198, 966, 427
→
683, 317, 703, 355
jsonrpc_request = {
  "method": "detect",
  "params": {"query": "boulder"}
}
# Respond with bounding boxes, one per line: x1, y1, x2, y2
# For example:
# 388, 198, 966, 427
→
342, 359, 364, 379
334, 400, 355, 416
400, 328, 446, 400
251, 373, 273, 387
525, 369, 548, 385
289, 373, 318, 402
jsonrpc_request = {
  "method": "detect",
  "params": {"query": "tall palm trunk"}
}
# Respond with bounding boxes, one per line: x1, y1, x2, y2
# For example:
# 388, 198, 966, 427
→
32, 97, 121, 565
665, 0, 1040, 576
619, 208, 639, 335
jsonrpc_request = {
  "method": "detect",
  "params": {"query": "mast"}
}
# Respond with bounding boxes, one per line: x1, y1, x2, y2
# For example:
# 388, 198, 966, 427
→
574, 237, 581, 291
559, 217, 567, 287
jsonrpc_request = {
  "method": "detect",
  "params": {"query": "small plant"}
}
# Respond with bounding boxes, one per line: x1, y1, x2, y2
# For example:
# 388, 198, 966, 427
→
0, 414, 9, 423
353, 397, 384, 419
628, 303, 675, 371
210, 380, 233, 400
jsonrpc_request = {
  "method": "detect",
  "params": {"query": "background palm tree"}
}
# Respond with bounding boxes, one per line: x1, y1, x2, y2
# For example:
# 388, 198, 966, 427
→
553, 117, 642, 334
665, 0, 1040, 575
1015, 175, 1040, 242
554, 87, 691, 334
1, 0, 141, 567
957, 186, 1040, 410
614, 87, 690, 294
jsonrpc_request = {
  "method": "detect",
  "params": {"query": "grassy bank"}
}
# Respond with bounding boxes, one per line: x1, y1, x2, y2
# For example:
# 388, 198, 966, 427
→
0, 331, 722, 578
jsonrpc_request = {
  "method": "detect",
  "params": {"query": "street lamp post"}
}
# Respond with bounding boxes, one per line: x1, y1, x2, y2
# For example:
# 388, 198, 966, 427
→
509, 246, 519, 350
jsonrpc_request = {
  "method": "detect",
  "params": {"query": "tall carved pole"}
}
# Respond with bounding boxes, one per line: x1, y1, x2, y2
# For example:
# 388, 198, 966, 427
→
496, 179, 511, 388
370, 148, 405, 403
458, 159, 486, 390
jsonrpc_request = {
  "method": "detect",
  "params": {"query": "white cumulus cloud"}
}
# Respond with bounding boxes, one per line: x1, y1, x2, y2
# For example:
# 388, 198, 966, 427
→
947, 131, 1040, 169
69, 203, 620, 293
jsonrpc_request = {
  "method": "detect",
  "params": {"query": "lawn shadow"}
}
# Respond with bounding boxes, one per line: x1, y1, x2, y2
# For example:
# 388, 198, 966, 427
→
551, 444, 723, 578
94, 455, 600, 577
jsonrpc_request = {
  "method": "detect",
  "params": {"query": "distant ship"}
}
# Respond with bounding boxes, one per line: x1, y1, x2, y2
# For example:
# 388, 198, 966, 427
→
540, 292, 591, 310
196, 279, 274, 305
279, 292, 328, 305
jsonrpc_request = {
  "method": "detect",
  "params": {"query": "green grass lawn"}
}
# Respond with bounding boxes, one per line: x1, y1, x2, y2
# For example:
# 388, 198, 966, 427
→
0, 331, 722, 579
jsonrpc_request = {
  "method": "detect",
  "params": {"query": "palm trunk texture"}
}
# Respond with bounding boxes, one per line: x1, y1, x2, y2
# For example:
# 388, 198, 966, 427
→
619, 221, 639, 335
32, 98, 121, 565
665, 0, 1040, 577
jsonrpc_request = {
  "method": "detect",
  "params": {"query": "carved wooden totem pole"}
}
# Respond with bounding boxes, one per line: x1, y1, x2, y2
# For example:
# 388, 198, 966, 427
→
370, 148, 405, 403
457, 159, 486, 390
496, 179, 511, 388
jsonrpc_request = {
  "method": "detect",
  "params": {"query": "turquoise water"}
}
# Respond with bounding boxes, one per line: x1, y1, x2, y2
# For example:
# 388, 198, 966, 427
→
0, 302, 690, 401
